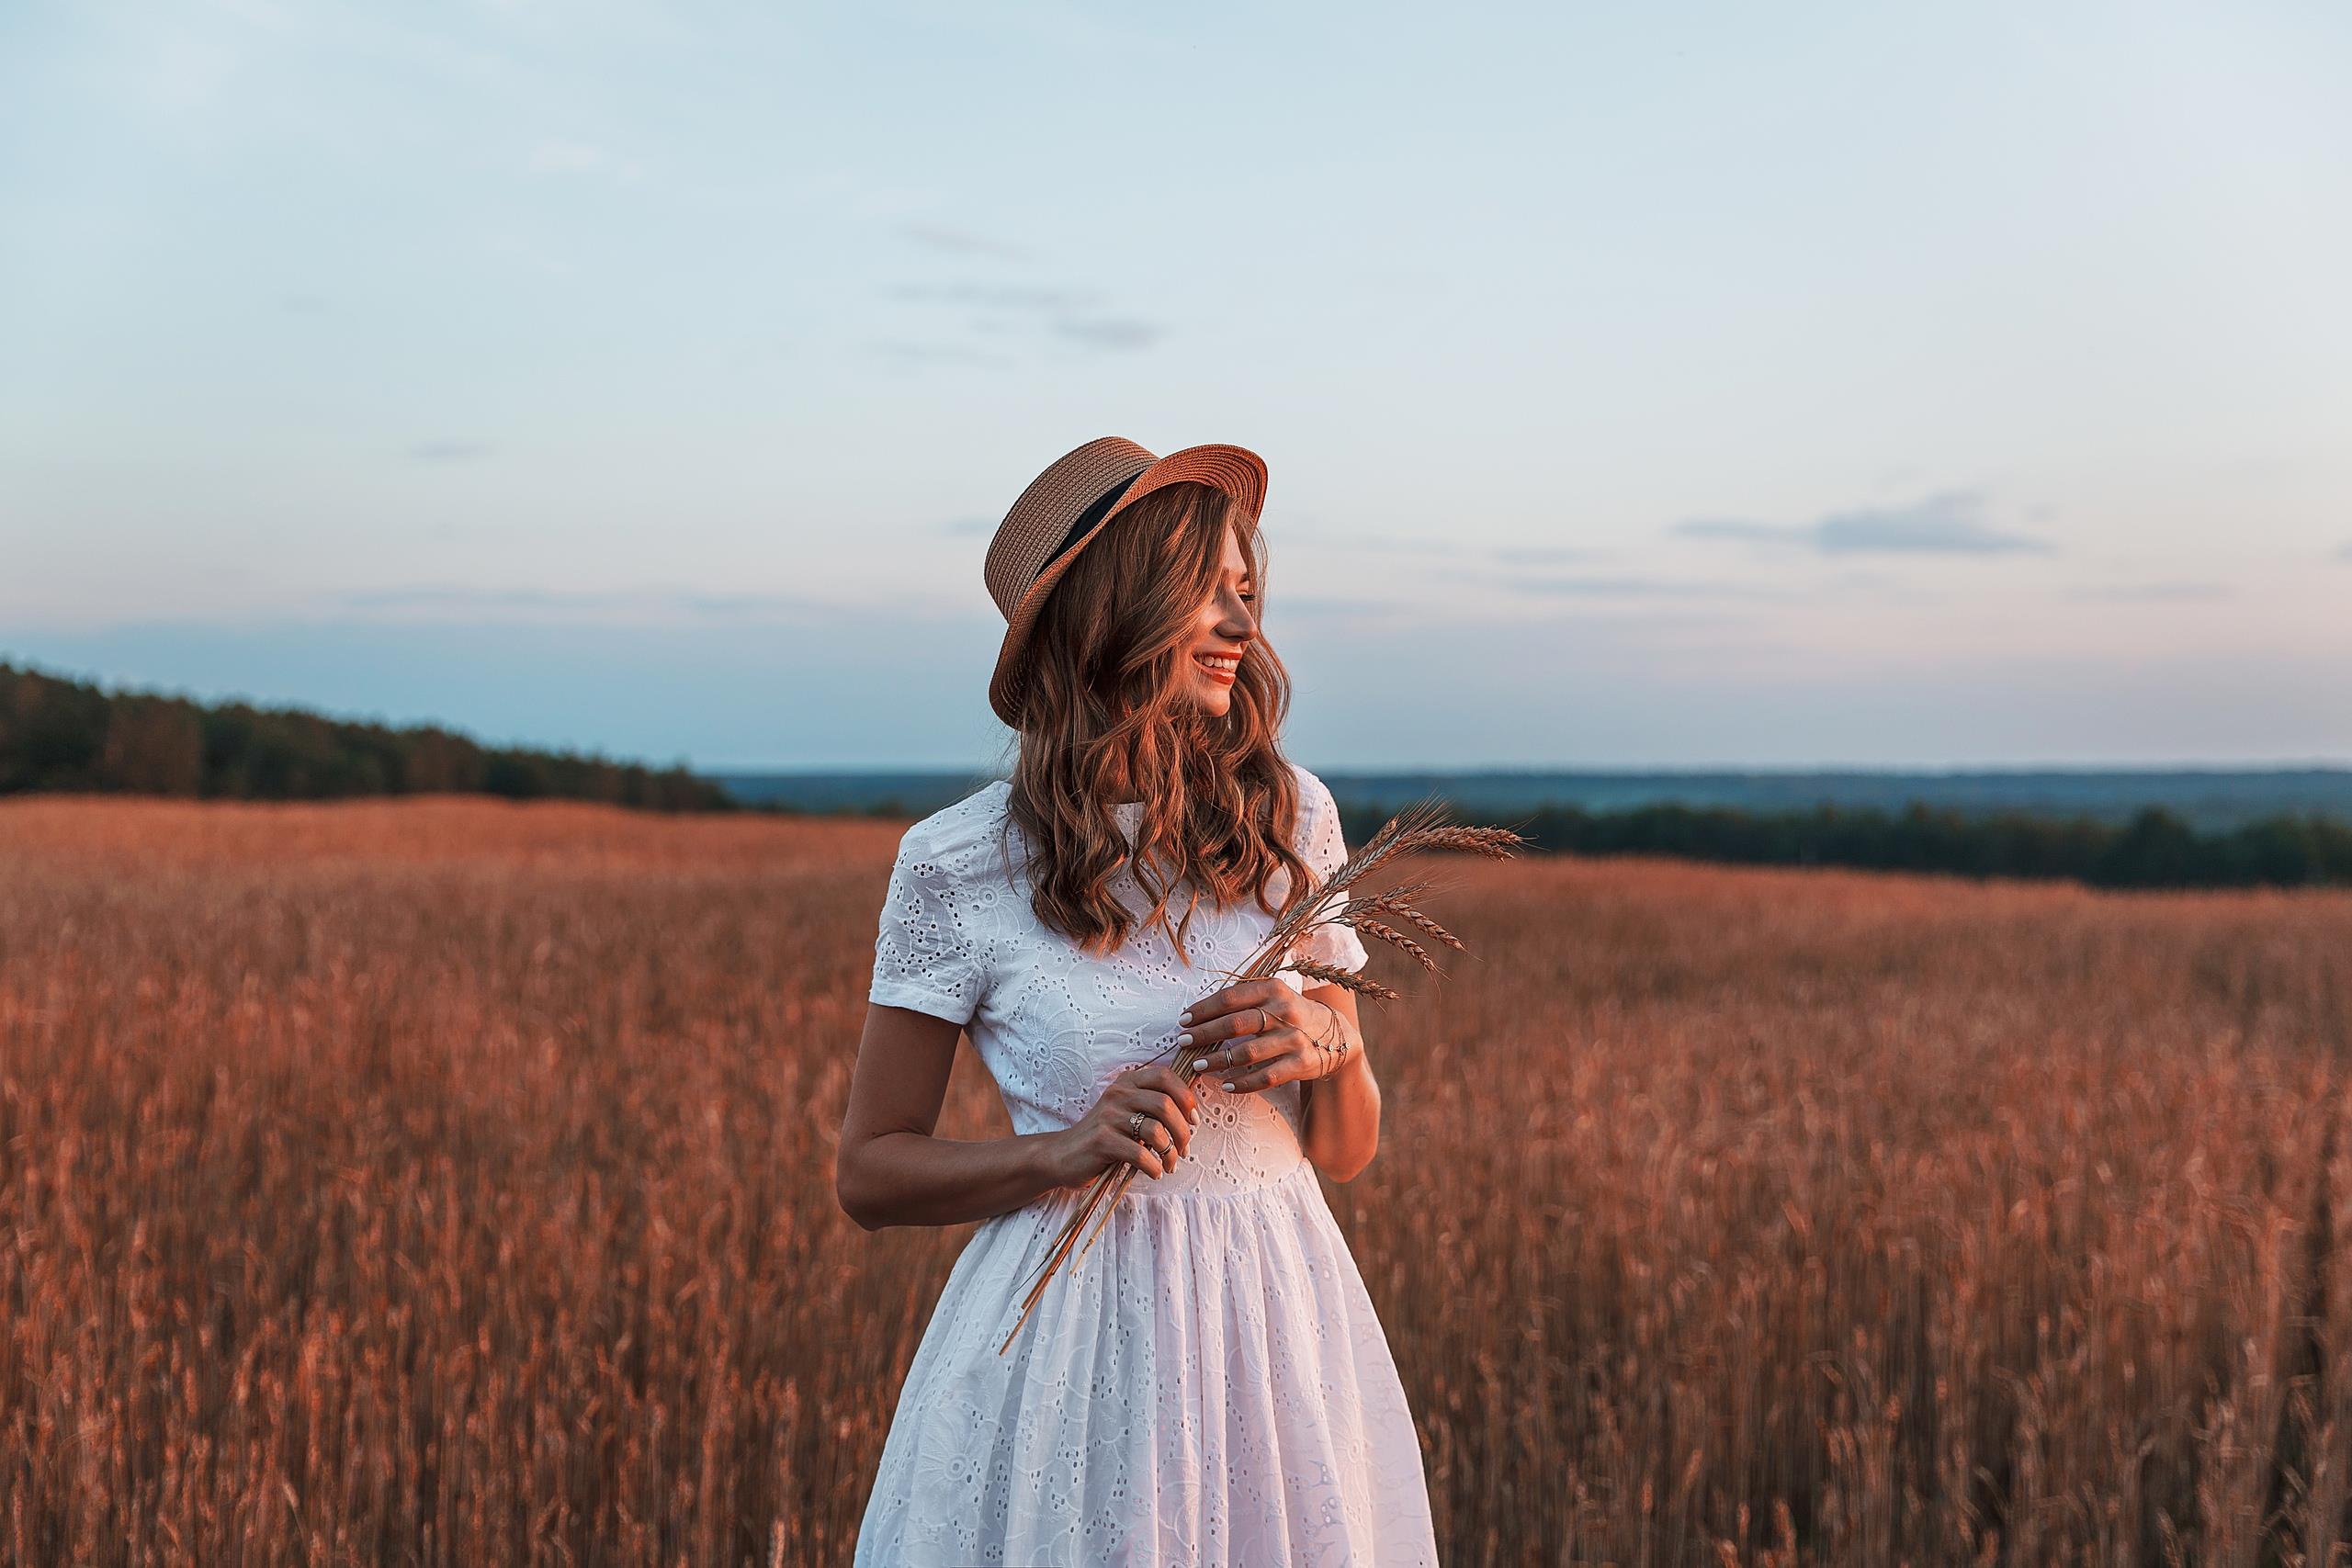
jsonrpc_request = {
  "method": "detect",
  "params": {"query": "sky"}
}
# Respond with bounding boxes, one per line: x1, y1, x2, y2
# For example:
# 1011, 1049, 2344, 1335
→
4, 0, 2348, 772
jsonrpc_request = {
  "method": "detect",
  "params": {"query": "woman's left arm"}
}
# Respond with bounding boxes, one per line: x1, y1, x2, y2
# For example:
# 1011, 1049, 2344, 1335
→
1295, 984, 1380, 1182
1178, 978, 1382, 1183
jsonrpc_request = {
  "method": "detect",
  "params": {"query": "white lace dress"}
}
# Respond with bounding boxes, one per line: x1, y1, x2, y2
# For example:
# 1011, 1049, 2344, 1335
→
853, 761, 1439, 1566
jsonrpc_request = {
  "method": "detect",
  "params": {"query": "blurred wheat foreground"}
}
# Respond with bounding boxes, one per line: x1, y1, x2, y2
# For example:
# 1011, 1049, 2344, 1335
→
5, 794, 2352, 1564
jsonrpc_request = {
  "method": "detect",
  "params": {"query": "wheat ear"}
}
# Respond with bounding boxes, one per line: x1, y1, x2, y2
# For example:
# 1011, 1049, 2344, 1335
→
1345, 893, 1468, 954
1350, 919, 1440, 974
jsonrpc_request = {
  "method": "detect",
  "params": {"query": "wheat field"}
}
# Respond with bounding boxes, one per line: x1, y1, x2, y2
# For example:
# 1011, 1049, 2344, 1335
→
4, 795, 2350, 1566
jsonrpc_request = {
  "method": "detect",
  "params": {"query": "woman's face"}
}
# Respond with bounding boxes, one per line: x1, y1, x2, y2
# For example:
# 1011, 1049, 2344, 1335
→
1180, 525, 1257, 717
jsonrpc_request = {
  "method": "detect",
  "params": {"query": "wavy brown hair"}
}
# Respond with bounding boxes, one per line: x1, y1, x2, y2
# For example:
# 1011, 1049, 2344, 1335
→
993, 480, 1313, 962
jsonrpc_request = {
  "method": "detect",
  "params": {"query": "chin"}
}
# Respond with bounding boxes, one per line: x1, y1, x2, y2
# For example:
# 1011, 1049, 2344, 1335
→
1195, 682, 1234, 717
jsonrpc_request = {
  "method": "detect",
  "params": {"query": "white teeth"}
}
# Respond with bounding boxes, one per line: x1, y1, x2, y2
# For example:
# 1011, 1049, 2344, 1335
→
1194, 654, 1238, 672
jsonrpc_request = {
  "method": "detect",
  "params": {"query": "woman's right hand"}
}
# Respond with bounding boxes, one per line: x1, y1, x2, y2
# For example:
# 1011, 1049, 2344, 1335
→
1045, 1065, 1201, 1185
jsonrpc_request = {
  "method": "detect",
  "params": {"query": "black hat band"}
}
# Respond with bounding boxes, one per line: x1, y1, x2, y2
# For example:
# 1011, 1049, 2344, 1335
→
1034, 469, 1145, 583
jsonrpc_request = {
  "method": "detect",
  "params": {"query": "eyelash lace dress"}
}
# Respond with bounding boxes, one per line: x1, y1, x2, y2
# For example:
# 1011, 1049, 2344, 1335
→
852, 761, 1439, 1566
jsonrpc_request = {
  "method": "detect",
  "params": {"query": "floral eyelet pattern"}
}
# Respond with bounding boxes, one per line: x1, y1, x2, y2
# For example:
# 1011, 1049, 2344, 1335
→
853, 762, 1434, 1564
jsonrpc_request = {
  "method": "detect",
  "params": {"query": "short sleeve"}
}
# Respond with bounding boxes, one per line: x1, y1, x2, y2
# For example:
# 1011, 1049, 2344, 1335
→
869, 825, 988, 1026
1290, 768, 1372, 976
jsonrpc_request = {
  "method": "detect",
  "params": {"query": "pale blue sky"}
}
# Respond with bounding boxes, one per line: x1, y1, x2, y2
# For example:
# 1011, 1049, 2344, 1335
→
5, 0, 2348, 770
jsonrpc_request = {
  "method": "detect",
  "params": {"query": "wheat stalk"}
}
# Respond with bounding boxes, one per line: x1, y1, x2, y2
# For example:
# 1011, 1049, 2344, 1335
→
1345, 887, 1469, 955
998, 795, 1526, 1354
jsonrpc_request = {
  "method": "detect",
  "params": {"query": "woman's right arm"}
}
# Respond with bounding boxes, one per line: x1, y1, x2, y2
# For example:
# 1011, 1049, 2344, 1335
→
833, 1003, 1202, 1231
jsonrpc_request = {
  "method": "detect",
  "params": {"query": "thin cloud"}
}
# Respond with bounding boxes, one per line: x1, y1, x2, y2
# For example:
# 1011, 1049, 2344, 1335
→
1283, 525, 1497, 556
885, 282, 1100, 310
1676, 490, 2052, 556
1510, 574, 1797, 600
1269, 595, 1404, 619
333, 585, 837, 625
2064, 581, 2233, 603
1675, 520, 1797, 545
869, 339, 1012, 367
1819, 493, 2047, 554
897, 222, 1033, 261
885, 277, 1161, 356
1049, 315, 1162, 351
1492, 544, 1606, 565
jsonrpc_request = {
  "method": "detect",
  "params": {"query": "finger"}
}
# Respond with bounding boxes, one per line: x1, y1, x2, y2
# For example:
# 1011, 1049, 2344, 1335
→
1132, 1065, 1201, 1124
1112, 1119, 1172, 1178
1176, 978, 1284, 1033
1146, 1090, 1193, 1149
1142, 1090, 1192, 1157
1197, 1033, 1260, 1076
1178, 997, 1286, 1063
1182, 1026, 1230, 1076
1142, 1122, 1179, 1168
1221, 1050, 1305, 1096
1204, 1025, 1304, 1077
1114, 1098, 1184, 1166
1092, 1123, 1149, 1178
1126, 1134, 1170, 1179
1114, 1072, 1192, 1140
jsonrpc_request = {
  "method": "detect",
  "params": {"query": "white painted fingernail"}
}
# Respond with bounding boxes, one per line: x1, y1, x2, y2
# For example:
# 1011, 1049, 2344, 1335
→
1176, 1032, 1193, 1047
1221, 1080, 1236, 1091
1193, 1057, 1209, 1072
1178, 1010, 1193, 1024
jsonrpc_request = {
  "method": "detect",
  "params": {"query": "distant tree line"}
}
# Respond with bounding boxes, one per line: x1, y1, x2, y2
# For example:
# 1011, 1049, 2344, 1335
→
1331, 797, 2352, 891
11, 654, 2346, 886
0, 660, 733, 811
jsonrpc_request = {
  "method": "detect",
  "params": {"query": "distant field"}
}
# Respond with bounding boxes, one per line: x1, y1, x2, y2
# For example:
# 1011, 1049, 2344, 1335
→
5, 796, 2352, 1563
707, 764, 2352, 831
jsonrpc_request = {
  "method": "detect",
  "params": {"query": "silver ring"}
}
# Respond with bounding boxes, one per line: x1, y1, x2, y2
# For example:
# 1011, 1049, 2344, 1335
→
1127, 1110, 1148, 1141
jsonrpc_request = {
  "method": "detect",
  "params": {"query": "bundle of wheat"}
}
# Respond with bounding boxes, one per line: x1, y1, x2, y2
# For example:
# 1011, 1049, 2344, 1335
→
1000, 798, 1526, 1355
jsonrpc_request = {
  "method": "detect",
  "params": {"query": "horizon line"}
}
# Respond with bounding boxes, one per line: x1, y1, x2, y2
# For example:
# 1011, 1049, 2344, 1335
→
698, 760, 2352, 777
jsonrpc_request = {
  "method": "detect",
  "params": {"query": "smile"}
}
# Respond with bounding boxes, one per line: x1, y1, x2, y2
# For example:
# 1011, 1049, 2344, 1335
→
1193, 653, 1239, 682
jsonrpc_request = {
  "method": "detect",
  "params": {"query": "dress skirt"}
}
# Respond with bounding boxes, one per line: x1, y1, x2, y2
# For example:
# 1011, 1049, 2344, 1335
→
852, 1152, 1440, 1567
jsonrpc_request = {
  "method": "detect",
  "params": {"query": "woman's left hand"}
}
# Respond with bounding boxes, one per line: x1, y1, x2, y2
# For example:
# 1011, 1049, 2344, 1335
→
1174, 978, 1356, 1093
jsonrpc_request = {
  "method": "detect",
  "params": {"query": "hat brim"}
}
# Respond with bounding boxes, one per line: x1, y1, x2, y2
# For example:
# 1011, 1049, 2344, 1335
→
989, 443, 1268, 729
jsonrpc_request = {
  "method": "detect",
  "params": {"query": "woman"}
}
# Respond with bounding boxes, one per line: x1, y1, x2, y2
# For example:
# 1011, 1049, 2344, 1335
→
836, 436, 1439, 1565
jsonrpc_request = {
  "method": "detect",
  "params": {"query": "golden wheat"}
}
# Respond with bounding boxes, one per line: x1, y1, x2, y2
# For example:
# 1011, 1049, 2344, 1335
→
5, 795, 2352, 1564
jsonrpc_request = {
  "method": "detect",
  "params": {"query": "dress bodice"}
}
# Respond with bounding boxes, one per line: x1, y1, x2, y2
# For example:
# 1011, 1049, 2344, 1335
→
867, 761, 1371, 1197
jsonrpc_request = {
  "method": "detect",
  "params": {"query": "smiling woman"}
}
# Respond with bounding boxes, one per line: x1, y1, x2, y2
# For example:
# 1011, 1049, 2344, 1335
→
831, 436, 1438, 1566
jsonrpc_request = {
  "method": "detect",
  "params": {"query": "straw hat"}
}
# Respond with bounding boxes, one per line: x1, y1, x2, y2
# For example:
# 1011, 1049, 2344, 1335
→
982, 435, 1268, 728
